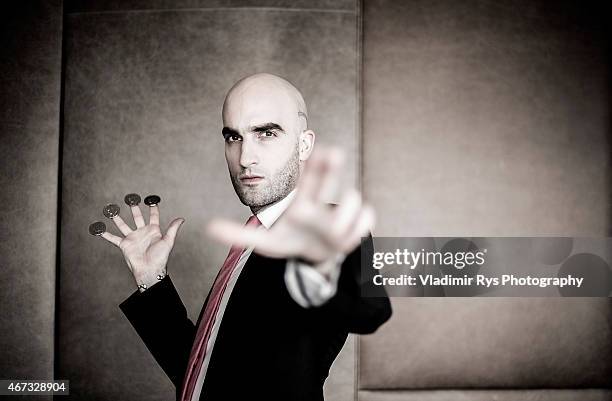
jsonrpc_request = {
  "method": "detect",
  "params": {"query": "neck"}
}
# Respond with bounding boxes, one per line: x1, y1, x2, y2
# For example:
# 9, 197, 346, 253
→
250, 197, 282, 215
249, 189, 295, 215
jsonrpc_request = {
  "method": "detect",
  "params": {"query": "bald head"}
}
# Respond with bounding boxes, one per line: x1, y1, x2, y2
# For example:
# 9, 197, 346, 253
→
222, 73, 308, 133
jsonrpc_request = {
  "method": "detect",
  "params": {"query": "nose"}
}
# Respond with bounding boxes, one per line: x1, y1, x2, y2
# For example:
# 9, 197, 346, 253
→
239, 135, 258, 168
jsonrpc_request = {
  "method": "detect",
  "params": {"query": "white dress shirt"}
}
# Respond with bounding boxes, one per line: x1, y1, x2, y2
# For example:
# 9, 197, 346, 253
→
190, 189, 343, 401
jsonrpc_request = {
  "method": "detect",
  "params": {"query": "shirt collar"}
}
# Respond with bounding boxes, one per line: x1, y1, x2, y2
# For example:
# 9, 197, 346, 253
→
256, 189, 297, 229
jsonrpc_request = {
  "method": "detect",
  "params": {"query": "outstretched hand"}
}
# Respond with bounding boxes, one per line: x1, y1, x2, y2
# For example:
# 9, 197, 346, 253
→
207, 147, 375, 265
99, 200, 185, 287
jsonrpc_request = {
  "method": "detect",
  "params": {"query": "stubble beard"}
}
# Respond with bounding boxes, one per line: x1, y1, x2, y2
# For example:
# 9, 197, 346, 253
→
230, 146, 300, 211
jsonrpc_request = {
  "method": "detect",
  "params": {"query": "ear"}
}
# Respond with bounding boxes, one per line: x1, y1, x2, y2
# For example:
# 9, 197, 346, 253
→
298, 130, 315, 161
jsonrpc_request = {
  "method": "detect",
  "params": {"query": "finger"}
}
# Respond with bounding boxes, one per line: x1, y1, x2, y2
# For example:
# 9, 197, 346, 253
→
341, 205, 376, 253
130, 205, 146, 228
149, 205, 160, 226
296, 149, 324, 202
163, 218, 185, 246
314, 147, 345, 202
100, 231, 122, 247
110, 215, 133, 236
330, 189, 361, 239
207, 218, 273, 253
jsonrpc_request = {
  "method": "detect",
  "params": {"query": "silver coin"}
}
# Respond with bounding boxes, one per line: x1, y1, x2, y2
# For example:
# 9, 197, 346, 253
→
103, 203, 120, 218
89, 221, 106, 236
124, 193, 141, 206
144, 195, 161, 206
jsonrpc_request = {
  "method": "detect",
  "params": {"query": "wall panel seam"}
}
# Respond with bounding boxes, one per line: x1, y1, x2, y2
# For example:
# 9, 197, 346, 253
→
66, 7, 356, 16
355, 1, 363, 400
357, 387, 612, 391
54, 0, 67, 395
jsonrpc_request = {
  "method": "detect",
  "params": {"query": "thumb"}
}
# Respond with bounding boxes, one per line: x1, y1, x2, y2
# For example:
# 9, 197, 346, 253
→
164, 217, 185, 246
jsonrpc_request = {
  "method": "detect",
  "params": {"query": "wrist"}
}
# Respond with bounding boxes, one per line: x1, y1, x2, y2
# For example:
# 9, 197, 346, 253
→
134, 270, 167, 292
296, 253, 344, 281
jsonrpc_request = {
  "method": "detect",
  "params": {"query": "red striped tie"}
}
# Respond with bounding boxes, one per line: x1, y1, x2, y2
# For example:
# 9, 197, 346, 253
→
179, 215, 262, 401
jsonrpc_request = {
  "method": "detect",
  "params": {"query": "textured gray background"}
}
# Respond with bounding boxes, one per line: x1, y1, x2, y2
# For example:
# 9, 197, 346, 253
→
1, 0, 611, 401
360, 0, 611, 400
0, 2, 62, 401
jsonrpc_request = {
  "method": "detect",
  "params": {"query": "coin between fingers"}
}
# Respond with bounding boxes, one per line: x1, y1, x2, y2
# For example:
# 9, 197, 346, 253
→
144, 195, 161, 206
89, 221, 106, 236
103, 203, 120, 218
124, 193, 142, 206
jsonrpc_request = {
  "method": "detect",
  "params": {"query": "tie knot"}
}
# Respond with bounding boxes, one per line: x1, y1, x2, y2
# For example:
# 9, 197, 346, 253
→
245, 215, 262, 227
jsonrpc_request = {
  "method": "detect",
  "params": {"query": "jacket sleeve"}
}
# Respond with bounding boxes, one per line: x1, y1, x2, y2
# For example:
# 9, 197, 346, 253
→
119, 275, 196, 388
304, 234, 392, 334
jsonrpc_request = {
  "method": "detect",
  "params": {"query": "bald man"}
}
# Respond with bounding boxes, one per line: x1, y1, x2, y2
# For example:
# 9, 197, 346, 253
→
110, 73, 391, 401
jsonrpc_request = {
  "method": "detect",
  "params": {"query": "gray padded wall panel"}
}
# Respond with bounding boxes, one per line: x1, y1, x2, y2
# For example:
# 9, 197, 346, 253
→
363, 0, 609, 238
359, 389, 612, 401
0, 1, 62, 396
59, 2, 358, 400
360, 298, 612, 389
360, 0, 611, 399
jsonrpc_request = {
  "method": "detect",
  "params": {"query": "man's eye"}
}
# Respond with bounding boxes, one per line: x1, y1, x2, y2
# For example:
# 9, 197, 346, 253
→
226, 135, 242, 142
261, 130, 276, 138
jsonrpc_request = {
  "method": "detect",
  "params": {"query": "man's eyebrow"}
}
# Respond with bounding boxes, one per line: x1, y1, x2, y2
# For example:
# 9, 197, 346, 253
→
222, 127, 239, 137
250, 123, 284, 133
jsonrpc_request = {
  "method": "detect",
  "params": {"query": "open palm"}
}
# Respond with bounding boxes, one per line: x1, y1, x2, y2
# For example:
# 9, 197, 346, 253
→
100, 200, 185, 284
207, 148, 375, 265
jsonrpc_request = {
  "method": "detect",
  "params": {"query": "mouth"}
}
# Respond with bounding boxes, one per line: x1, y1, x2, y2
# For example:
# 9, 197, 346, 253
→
238, 175, 265, 185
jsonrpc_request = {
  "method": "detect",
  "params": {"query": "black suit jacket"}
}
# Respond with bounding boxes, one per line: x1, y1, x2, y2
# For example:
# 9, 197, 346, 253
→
119, 235, 391, 401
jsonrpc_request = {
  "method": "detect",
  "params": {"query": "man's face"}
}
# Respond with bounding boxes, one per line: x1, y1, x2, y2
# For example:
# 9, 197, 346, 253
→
222, 82, 302, 211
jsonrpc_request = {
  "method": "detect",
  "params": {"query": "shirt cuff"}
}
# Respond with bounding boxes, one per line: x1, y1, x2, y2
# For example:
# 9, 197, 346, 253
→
284, 253, 345, 308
